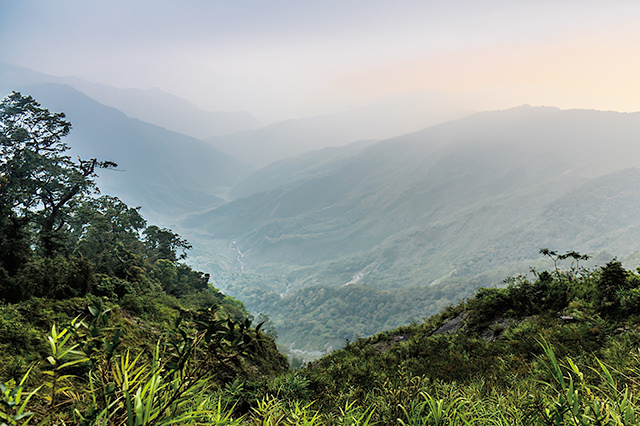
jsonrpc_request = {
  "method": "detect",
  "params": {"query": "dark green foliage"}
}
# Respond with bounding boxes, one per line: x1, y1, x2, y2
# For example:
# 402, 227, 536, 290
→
0, 304, 42, 359
0, 296, 287, 424
69, 195, 147, 274
16, 256, 94, 300
143, 225, 192, 263
93, 274, 134, 299
466, 272, 570, 329
0, 91, 219, 305
0, 91, 116, 259
597, 259, 628, 315
268, 372, 311, 400
619, 286, 640, 316
0, 209, 30, 276
150, 261, 210, 297
1, 256, 94, 302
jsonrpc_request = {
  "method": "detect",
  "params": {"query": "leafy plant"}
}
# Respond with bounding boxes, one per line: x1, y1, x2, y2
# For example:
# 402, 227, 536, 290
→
0, 367, 39, 426
42, 319, 90, 412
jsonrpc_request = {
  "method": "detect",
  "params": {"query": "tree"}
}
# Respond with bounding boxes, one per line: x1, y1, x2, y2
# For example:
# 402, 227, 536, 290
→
0, 91, 116, 259
597, 259, 628, 315
539, 248, 590, 278
143, 225, 192, 263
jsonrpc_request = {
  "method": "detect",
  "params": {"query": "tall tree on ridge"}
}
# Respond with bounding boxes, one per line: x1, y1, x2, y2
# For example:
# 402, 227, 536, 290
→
0, 91, 116, 260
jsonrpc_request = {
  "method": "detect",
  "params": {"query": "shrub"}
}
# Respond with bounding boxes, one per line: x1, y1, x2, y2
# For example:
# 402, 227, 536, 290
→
14, 256, 94, 300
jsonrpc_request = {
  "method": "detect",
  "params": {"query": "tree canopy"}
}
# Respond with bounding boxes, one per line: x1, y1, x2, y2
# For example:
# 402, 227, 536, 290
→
0, 91, 214, 304
0, 91, 117, 258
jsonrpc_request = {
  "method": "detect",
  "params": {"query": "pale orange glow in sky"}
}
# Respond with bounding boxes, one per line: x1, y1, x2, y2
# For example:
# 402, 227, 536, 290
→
332, 28, 640, 114
3, 1, 640, 121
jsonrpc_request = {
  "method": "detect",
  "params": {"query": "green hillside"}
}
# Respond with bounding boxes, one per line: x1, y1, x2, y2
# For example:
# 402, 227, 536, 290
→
7, 91, 640, 425
276, 255, 640, 424
0, 92, 287, 424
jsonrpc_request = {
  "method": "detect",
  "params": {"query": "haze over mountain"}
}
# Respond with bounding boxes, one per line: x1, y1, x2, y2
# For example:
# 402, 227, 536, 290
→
5, 63, 640, 353
1, 62, 473, 170
1, 82, 251, 223
207, 93, 471, 168
0, 62, 258, 139
182, 106, 640, 351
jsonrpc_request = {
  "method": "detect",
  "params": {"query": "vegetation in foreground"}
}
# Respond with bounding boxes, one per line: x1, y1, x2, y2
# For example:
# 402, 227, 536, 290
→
5, 91, 640, 424
0, 91, 287, 424
7, 251, 640, 425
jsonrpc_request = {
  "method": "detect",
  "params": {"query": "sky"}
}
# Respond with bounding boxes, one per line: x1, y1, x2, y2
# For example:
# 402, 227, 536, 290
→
2, 1, 640, 123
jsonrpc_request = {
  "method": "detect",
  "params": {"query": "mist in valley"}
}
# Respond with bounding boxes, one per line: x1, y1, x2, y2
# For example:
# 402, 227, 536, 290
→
3, 1, 640, 356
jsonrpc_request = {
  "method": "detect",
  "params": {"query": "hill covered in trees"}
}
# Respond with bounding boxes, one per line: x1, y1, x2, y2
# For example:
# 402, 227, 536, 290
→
0, 92, 287, 424
7, 91, 640, 425
184, 106, 640, 352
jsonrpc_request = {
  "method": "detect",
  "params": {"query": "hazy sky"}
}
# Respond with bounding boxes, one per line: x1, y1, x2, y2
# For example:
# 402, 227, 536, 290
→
2, 1, 640, 122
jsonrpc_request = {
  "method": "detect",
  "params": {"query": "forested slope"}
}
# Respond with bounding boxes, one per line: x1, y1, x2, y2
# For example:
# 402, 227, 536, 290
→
185, 106, 640, 351
0, 92, 287, 424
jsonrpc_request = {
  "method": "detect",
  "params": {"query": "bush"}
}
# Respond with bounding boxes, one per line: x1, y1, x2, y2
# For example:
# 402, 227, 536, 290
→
467, 287, 511, 326
14, 256, 94, 300
0, 304, 42, 357
93, 273, 134, 299
597, 259, 628, 315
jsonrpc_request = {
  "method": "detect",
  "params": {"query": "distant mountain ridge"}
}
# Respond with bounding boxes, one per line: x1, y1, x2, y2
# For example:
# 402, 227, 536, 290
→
206, 92, 471, 168
0, 61, 258, 139
5, 82, 252, 223
183, 105, 640, 349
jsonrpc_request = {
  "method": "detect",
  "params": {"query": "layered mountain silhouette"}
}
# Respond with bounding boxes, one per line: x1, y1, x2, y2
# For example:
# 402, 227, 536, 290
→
0, 61, 258, 139
206, 92, 470, 168
5, 62, 640, 351
183, 106, 640, 349
1, 82, 251, 222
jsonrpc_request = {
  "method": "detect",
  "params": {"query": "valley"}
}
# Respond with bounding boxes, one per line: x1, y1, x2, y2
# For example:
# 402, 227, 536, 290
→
6, 3, 640, 423
3, 63, 640, 357
182, 106, 640, 353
